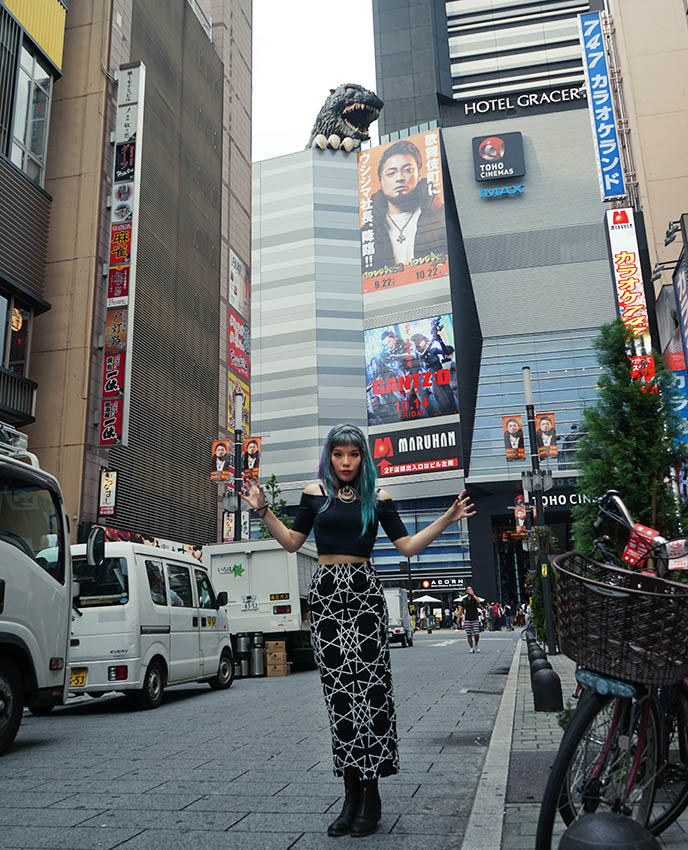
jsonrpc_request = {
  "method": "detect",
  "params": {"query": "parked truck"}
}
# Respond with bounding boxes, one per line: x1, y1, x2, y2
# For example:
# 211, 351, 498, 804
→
384, 587, 414, 648
203, 539, 318, 669
0, 423, 101, 754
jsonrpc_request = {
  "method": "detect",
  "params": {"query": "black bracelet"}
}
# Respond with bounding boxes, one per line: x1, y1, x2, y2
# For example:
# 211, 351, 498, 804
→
255, 505, 268, 518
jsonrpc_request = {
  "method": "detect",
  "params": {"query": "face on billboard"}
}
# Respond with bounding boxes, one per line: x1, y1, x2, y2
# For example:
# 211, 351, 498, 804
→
503, 414, 525, 461
535, 412, 557, 459
358, 130, 448, 294
364, 314, 458, 426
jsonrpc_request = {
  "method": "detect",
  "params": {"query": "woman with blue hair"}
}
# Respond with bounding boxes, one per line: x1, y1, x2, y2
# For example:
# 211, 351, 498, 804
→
241, 423, 475, 837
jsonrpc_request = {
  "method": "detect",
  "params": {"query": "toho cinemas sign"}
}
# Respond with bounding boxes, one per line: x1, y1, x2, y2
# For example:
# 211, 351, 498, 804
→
369, 423, 462, 478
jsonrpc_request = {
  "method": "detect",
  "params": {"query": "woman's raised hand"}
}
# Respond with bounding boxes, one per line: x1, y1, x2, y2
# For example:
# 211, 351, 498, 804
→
446, 489, 476, 523
240, 476, 266, 512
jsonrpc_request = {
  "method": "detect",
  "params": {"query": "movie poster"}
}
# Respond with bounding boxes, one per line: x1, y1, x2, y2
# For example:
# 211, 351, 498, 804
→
242, 436, 262, 479
503, 414, 525, 461
364, 314, 457, 426
535, 412, 558, 460
358, 129, 448, 294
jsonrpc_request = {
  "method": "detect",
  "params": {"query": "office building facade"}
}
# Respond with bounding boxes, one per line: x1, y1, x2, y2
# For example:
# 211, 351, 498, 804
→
24, 0, 251, 546
0, 0, 68, 426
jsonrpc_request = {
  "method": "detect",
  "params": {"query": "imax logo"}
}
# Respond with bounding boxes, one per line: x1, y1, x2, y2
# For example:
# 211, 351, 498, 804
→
479, 184, 524, 199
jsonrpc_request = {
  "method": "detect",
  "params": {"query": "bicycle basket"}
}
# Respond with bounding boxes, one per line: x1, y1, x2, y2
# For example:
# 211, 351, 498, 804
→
552, 552, 688, 686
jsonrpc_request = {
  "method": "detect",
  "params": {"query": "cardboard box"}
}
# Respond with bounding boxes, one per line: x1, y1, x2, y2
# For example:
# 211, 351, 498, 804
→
266, 650, 287, 664
266, 662, 290, 677
265, 640, 285, 652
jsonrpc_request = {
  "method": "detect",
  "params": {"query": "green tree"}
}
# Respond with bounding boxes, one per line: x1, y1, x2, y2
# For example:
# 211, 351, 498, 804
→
258, 473, 292, 539
572, 319, 688, 555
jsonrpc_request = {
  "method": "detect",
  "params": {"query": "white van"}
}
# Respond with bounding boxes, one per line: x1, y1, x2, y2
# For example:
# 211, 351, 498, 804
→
384, 587, 414, 648
69, 542, 233, 708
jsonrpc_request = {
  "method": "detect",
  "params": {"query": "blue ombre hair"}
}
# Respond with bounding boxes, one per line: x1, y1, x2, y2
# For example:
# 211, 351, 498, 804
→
317, 424, 377, 534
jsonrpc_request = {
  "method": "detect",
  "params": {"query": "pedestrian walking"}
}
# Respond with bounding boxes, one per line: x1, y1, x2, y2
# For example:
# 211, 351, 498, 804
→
504, 601, 513, 630
457, 586, 482, 653
240, 423, 476, 838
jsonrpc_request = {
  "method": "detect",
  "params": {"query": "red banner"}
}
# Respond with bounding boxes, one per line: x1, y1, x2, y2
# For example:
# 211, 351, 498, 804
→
109, 223, 132, 265
100, 398, 124, 445
102, 352, 126, 399
108, 265, 130, 305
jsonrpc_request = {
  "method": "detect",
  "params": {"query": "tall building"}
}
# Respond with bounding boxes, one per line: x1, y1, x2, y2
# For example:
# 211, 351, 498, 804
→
0, 0, 68, 427
24, 0, 252, 546
368, 0, 674, 602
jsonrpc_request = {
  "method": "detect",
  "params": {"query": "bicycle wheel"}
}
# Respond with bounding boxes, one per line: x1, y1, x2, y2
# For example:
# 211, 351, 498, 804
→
535, 689, 661, 850
648, 684, 688, 835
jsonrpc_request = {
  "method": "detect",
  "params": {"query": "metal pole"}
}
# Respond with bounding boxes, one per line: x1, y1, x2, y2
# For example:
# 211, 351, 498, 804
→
522, 366, 557, 655
233, 388, 243, 542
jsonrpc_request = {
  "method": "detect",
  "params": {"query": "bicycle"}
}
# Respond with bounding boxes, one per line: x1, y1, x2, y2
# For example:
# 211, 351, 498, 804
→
535, 491, 688, 850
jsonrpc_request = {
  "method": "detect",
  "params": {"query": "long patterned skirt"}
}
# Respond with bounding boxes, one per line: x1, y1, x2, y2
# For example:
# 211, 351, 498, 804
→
308, 561, 399, 779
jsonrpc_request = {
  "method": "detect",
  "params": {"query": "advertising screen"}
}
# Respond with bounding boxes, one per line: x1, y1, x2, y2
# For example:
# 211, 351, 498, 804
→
369, 423, 461, 478
358, 129, 448, 294
365, 314, 457, 426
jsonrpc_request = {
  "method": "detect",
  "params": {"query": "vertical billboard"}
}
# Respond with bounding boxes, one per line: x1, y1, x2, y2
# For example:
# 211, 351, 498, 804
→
99, 63, 145, 446
365, 314, 458, 426
358, 129, 448, 294
229, 250, 250, 320
605, 208, 650, 349
227, 373, 250, 435
242, 436, 261, 478
535, 412, 557, 459
578, 12, 627, 202
228, 308, 250, 382
503, 415, 525, 461
672, 247, 688, 373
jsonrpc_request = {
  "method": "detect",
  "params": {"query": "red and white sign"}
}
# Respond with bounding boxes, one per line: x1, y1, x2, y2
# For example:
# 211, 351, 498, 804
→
228, 308, 250, 381
622, 522, 662, 567
606, 208, 650, 346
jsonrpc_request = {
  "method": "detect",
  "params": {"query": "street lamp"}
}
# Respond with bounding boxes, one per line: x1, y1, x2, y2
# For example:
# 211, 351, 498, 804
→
233, 383, 245, 542
522, 366, 557, 655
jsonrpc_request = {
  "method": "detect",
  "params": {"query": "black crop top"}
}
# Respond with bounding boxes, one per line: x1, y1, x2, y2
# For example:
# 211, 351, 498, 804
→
291, 491, 408, 558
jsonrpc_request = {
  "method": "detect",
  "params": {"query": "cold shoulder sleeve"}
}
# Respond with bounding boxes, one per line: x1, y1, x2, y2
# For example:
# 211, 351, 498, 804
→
377, 497, 408, 542
291, 492, 319, 536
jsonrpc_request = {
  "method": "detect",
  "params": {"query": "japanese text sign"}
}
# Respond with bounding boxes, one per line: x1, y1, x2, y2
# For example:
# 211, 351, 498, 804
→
578, 12, 627, 201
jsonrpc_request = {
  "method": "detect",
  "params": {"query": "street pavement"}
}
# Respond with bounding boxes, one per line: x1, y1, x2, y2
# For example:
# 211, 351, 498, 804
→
1, 628, 520, 850
503, 645, 688, 850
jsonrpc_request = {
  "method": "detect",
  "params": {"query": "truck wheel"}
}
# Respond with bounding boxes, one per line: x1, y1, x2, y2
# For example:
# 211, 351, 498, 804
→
133, 661, 164, 709
408, 633, 413, 647
0, 659, 24, 756
209, 650, 234, 690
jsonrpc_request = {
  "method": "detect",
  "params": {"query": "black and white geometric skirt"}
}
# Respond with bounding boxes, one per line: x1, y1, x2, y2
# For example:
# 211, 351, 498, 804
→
308, 561, 399, 779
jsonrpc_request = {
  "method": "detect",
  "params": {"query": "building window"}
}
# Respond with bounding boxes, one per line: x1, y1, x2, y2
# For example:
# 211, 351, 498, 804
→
0, 293, 32, 377
10, 45, 52, 186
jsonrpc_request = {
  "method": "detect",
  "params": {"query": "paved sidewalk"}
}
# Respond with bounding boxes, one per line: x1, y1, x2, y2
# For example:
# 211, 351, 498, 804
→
502, 640, 688, 849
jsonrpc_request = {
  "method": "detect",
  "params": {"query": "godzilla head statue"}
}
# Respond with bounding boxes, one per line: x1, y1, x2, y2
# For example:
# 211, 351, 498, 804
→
307, 83, 383, 152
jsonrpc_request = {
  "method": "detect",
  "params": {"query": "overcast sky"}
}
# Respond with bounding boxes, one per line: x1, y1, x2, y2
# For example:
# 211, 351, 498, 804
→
251, 1, 379, 162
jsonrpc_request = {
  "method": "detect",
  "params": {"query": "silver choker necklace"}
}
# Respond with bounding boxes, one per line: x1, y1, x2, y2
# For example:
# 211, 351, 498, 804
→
337, 486, 356, 503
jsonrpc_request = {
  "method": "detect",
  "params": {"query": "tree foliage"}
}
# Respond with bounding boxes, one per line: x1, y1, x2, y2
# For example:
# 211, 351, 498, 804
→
572, 319, 688, 554
258, 473, 292, 539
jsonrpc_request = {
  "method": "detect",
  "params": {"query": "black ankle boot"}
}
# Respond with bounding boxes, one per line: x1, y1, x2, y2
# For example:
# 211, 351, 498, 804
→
349, 778, 381, 838
328, 772, 361, 837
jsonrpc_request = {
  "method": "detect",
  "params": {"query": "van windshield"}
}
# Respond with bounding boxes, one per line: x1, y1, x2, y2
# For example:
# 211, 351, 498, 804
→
73, 557, 129, 607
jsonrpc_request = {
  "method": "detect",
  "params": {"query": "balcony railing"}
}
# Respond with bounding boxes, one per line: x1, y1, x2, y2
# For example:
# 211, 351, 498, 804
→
0, 366, 37, 424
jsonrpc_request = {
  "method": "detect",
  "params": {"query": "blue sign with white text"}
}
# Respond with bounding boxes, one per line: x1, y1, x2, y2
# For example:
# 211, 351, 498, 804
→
578, 12, 627, 201
672, 369, 688, 447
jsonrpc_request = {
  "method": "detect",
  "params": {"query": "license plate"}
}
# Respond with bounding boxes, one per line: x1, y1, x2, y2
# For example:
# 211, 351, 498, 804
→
241, 601, 259, 612
70, 668, 87, 688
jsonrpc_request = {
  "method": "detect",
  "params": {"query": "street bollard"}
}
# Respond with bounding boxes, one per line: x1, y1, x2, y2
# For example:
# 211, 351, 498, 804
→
559, 812, 660, 850
532, 667, 563, 712
530, 657, 552, 681
529, 645, 546, 662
